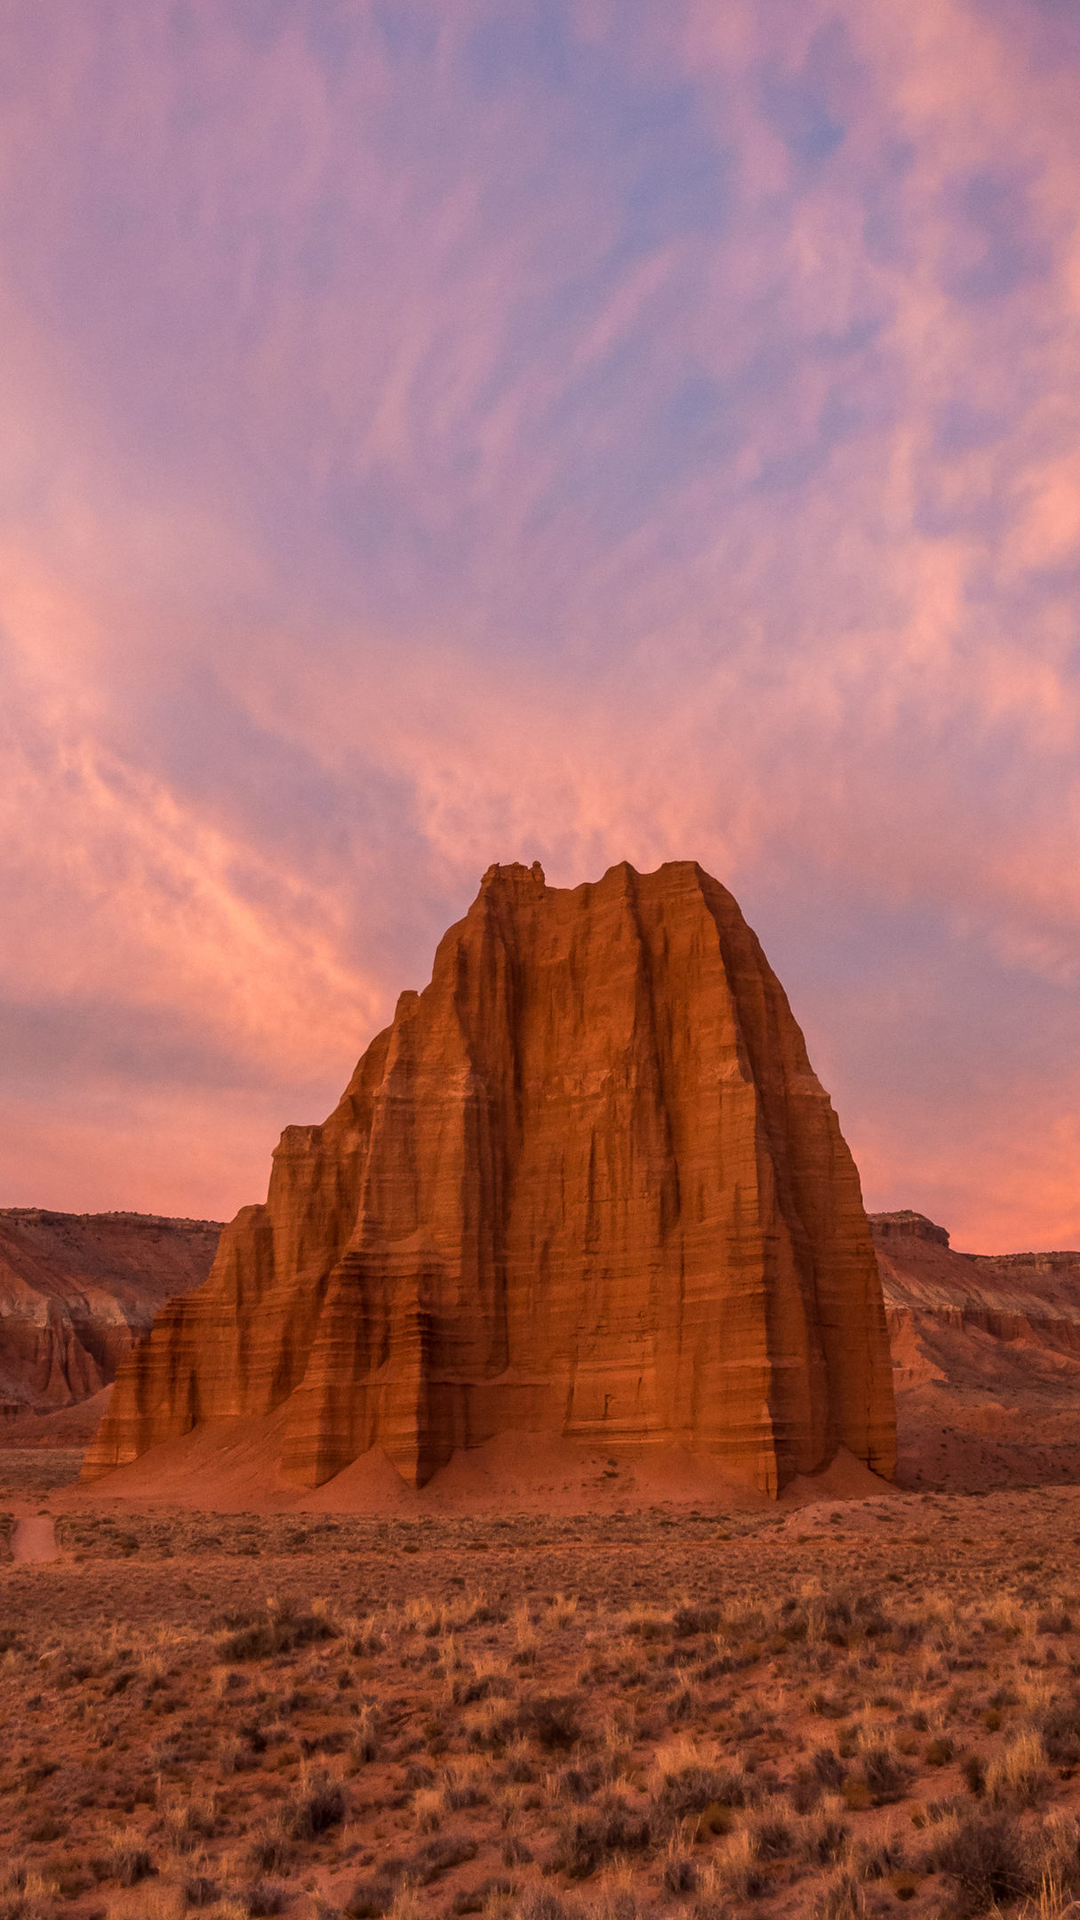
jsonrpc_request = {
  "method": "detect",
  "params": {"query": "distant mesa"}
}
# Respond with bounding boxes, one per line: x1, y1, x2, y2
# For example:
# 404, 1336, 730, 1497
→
871, 1210, 951, 1249
82, 860, 897, 1499
870, 1212, 1080, 1492
0, 1210, 222, 1435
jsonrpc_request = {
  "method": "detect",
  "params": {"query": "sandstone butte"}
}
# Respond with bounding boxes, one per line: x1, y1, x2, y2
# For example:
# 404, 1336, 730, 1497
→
83, 860, 897, 1497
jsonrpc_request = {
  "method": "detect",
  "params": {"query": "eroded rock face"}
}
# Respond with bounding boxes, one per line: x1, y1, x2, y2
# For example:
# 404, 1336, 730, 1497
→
0, 1211, 222, 1416
83, 861, 896, 1494
872, 1212, 1080, 1489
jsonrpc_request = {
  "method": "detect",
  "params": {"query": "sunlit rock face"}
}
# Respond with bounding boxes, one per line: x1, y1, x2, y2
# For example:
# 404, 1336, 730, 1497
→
83, 861, 896, 1495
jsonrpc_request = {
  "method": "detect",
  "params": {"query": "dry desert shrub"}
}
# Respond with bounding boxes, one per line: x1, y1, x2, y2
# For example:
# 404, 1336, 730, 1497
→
932, 1808, 1036, 1915
0, 1869, 55, 1920
787, 1768, 829, 1821
449, 1651, 516, 1706
660, 1826, 699, 1894
746, 1809, 795, 1861
511, 1892, 578, 1920
181, 1866, 220, 1908
346, 1876, 400, 1918
810, 1866, 867, 1919
1041, 1695, 1080, 1767
708, 1825, 769, 1901
159, 1789, 221, 1856
663, 1667, 700, 1725
107, 1826, 156, 1886
810, 1744, 847, 1790
852, 1732, 911, 1805
620, 1604, 673, 1643
987, 1731, 1052, 1809
544, 1790, 652, 1878
434, 1755, 492, 1812
217, 1601, 339, 1662
512, 1610, 541, 1669
343, 1611, 386, 1658
247, 1814, 291, 1876
797, 1806, 850, 1866
240, 1882, 289, 1917
671, 1602, 722, 1640
649, 1733, 762, 1826
849, 1831, 910, 1882
515, 1692, 583, 1752
543, 1594, 580, 1631
411, 1785, 444, 1834
463, 1695, 519, 1750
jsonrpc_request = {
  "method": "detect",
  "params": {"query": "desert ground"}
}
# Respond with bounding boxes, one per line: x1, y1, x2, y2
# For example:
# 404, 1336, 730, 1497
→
5, 1451, 1080, 1920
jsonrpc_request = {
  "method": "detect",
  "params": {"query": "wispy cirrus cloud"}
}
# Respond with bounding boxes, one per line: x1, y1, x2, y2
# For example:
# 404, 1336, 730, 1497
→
0, 0, 1077, 1246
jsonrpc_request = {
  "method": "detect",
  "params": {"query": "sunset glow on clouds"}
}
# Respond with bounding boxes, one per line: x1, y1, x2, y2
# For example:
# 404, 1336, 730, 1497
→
1, 0, 1078, 1250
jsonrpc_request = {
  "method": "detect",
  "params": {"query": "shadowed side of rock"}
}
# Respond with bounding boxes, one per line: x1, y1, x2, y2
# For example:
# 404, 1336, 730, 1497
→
83, 861, 896, 1496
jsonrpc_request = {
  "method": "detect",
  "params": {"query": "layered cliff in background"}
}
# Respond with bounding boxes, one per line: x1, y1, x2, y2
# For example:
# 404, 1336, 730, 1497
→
0, 1211, 222, 1425
83, 859, 896, 1498
871, 1211, 1080, 1490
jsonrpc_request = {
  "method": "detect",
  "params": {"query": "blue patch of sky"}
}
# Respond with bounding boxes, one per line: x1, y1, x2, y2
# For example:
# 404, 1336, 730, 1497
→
932, 400, 1010, 455
466, 9, 572, 93
859, 141, 919, 268
218, 0, 302, 57
975, 0, 1080, 68
759, 20, 858, 164
947, 170, 1051, 303
464, 1, 729, 239
0, 996, 295, 1095
115, 657, 415, 872
760, 72, 844, 163
371, 2, 440, 64
754, 889, 1080, 1128
304, 17, 741, 621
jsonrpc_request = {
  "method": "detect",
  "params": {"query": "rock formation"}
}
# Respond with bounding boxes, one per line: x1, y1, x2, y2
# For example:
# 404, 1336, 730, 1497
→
0, 1211, 222, 1418
84, 861, 896, 1495
872, 1211, 1080, 1490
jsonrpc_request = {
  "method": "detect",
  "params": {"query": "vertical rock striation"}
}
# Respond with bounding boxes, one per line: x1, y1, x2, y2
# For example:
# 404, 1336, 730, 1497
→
83, 861, 896, 1494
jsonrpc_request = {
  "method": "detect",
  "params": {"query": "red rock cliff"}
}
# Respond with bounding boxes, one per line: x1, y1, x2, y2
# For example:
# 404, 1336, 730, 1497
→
83, 861, 896, 1494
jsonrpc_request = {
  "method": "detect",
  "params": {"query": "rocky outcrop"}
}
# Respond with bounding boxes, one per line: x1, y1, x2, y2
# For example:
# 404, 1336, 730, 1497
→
875, 1212, 1080, 1355
0, 1212, 221, 1418
871, 1212, 1080, 1489
84, 861, 896, 1496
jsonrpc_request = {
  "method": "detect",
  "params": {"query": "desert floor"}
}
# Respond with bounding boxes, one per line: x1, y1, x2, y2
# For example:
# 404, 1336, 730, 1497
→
4, 1452, 1080, 1920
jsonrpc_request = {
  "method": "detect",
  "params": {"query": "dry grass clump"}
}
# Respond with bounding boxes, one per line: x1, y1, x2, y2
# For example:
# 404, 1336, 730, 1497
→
987, 1732, 1053, 1809
217, 1602, 340, 1662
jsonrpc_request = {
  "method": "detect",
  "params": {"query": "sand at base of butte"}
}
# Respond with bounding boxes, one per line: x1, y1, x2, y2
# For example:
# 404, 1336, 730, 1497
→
56, 1408, 893, 1518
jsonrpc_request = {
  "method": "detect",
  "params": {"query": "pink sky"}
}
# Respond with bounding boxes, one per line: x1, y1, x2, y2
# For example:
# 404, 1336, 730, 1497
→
1, 0, 1078, 1252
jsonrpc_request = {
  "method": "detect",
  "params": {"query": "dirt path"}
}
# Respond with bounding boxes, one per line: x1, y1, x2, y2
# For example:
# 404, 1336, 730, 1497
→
10, 1515, 58, 1562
